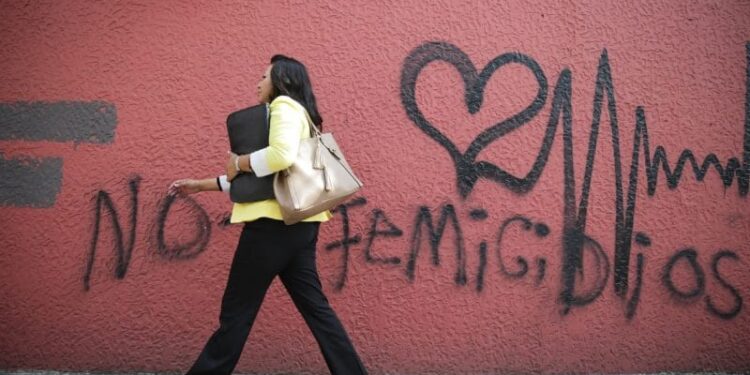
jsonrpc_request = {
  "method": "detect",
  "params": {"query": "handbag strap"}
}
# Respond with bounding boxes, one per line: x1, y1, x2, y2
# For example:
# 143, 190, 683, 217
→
301, 108, 341, 159
302, 107, 323, 138
300, 106, 362, 186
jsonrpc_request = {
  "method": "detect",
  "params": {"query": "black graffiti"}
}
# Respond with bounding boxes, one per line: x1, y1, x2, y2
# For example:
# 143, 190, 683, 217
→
216, 212, 232, 227
401, 42, 549, 198
400, 41, 750, 316
153, 193, 212, 260
325, 197, 367, 291
625, 232, 650, 319
83, 176, 211, 290
625, 253, 645, 320
363, 208, 403, 265
662, 249, 743, 319
476, 215, 550, 292
497, 217, 531, 278
706, 251, 743, 320
495, 216, 550, 279
469, 208, 488, 220
476, 241, 488, 292
560, 230, 611, 314
406, 204, 467, 285
663, 248, 705, 300
83, 177, 140, 291
535, 257, 546, 286
327, 201, 478, 290
328, 197, 743, 320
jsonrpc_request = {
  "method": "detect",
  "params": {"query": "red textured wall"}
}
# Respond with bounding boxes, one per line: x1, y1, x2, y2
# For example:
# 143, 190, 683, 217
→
1, 1, 749, 374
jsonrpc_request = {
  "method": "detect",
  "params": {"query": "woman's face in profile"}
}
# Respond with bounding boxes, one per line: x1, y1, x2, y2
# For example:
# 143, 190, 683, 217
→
257, 64, 273, 103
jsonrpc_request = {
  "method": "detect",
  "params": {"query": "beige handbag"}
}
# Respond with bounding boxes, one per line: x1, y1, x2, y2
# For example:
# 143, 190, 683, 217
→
273, 109, 363, 225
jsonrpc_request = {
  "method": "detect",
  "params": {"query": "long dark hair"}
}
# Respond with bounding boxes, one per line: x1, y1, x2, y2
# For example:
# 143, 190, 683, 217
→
269, 54, 323, 128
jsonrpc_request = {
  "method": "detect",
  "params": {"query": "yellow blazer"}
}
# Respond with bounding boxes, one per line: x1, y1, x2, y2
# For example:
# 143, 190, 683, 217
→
230, 96, 332, 224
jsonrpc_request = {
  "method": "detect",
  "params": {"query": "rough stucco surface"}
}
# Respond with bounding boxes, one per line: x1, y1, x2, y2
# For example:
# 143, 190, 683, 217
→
1, 0, 749, 374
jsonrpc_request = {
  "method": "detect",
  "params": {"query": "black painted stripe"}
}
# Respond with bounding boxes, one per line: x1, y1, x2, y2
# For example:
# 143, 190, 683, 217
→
0, 101, 117, 143
0, 155, 62, 207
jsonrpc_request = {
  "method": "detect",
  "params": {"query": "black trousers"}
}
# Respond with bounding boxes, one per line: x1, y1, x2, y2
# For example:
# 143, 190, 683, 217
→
186, 218, 367, 375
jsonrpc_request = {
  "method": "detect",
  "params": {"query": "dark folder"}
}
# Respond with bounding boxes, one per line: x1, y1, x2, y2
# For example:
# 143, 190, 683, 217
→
226, 103, 275, 203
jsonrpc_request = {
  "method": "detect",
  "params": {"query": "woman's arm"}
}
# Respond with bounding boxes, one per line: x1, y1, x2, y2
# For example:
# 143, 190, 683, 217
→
225, 97, 306, 179
170, 176, 228, 195
244, 97, 305, 177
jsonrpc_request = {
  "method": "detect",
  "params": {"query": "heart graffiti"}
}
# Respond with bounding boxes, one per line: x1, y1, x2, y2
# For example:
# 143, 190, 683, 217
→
400, 41, 550, 198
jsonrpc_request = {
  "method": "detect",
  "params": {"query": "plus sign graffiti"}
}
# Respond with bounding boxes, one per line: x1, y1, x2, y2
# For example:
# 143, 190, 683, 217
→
0, 101, 117, 207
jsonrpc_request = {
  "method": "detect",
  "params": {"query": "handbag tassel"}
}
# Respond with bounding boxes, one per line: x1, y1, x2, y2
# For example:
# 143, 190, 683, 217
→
314, 140, 324, 169
323, 166, 333, 192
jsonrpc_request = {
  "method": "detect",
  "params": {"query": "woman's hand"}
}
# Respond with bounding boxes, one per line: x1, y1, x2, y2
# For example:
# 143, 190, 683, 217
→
169, 179, 202, 195
226, 151, 240, 181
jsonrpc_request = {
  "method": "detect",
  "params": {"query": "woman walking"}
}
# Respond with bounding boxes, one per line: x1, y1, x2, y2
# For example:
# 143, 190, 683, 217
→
170, 55, 367, 375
